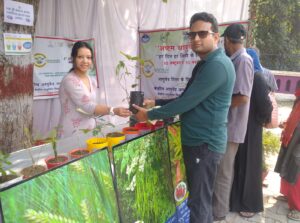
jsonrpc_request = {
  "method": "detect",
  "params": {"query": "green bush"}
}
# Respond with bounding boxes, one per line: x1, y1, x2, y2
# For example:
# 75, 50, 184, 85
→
262, 130, 281, 171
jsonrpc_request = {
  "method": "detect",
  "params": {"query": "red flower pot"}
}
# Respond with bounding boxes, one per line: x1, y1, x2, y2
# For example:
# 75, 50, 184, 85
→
69, 148, 89, 159
45, 155, 69, 169
135, 122, 153, 135
123, 127, 140, 141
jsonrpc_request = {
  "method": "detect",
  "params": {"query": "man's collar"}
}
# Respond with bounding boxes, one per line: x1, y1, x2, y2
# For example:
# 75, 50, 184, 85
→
202, 47, 222, 61
230, 47, 246, 60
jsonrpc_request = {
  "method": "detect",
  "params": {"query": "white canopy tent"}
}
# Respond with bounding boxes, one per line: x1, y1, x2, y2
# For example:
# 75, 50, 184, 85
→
33, 0, 250, 137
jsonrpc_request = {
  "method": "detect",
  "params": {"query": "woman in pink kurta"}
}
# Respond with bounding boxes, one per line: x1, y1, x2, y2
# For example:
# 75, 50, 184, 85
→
58, 41, 131, 138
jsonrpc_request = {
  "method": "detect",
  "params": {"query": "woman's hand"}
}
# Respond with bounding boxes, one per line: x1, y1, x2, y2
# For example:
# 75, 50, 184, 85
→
113, 107, 132, 117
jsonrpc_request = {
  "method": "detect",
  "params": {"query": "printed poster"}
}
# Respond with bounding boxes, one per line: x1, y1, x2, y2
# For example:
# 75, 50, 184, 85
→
139, 28, 196, 99
3, 33, 32, 55
33, 36, 97, 99
4, 0, 34, 26
139, 21, 248, 99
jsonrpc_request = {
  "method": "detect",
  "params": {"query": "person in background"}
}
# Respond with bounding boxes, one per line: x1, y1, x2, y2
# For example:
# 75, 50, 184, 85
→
275, 87, 300, 221
230, 49, 273, 218
212, 24, 254, 222
58, 41, 131, 138
246, 47, 278, 92
133, 12, 235, 223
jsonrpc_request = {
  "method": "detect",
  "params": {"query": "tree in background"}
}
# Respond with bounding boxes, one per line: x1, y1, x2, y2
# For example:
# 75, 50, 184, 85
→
0, 0, 40, 153
249, 0, 300, 71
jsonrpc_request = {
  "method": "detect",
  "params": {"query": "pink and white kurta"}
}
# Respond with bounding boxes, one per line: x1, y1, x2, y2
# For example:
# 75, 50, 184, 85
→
58, 71, 97, 138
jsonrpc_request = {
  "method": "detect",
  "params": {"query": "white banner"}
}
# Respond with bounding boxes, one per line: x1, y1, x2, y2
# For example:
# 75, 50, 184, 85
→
139, 28, 196, 99
4, 0, 34, 26
139, 22, 249, 99
33, 36, 98, 100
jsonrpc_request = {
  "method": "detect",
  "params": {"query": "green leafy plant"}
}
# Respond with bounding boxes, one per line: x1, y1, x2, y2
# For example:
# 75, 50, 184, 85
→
115, 51, 144, 103
45, 128, 59, 158
0, 151, 14, 177
249, 0, 300, 71
2, 149, 119, 222
24, 127, 38, 164
80, 117, 115, 138
21, 128, 47, 178
262, 130, 281, 171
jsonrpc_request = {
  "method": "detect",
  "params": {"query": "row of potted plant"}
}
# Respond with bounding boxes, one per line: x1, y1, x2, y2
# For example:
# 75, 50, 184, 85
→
0, 121, 165, 188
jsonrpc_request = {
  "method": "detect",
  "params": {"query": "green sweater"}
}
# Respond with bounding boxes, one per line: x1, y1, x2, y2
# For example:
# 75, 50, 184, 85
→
148, 48, 235, 153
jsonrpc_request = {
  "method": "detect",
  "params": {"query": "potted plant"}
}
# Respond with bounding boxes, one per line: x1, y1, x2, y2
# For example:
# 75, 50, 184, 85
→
135, 122, 153, 135
0, 151, 20, 187
68, 131, 90, 159
20, 128, 47, 179
85, 117, 113, 153
115, 51, 145, 103
69, 148, 90, 159
116, 52, 145, 127
106, 132, 125, 150
44, 128, 69, 169
262, 130, 280, 183
122, 126, 140, 141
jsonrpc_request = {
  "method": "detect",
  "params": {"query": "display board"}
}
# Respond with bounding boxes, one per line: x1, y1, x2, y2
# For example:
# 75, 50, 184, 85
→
0, 122, 190, 223
139, 21, 249, 99
0, 149, 119, 223
167, 122, 190, 222
32, 36, 98, 99
113, 128, 177, 223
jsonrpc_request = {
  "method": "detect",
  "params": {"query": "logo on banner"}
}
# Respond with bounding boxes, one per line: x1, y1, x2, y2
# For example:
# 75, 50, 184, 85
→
174, 181, 187, 202
183, 31, 190, 42
142, 60, 155, 78
33, 53, 47, 68
160, 32, 170, 43
141, 34, 150, 43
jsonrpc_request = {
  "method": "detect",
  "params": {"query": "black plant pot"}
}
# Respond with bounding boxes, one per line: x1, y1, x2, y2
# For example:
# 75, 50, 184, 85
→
129, 91, 144, 114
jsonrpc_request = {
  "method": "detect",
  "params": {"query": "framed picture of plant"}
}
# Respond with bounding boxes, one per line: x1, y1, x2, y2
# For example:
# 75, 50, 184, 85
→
167, 121, 190, 222
112, 128, 177, 223
0, 148, 119, 223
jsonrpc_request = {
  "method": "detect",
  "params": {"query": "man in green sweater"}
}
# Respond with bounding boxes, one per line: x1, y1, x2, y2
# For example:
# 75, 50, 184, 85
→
133, 12, 235, 223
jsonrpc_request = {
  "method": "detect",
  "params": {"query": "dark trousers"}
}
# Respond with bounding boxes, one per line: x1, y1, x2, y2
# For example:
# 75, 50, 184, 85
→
182, 144, 223, 223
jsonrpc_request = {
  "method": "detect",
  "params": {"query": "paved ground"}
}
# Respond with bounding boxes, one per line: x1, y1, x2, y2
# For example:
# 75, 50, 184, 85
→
215, 93, 297, 223
221, 168, 297, 223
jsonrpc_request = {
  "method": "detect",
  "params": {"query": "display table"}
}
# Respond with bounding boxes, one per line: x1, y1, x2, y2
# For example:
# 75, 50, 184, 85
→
0, 122, 190, 223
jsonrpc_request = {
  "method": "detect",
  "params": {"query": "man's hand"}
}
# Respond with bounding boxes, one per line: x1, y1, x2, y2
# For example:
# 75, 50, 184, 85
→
143, 99, 155, 109
133, 104, 148, 122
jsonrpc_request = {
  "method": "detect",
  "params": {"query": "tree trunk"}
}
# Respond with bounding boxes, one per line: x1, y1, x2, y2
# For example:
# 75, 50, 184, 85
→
0, 0, 40, 153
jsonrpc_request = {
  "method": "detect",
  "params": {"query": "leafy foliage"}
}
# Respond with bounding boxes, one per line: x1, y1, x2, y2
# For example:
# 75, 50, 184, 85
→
80, 117, 114, 137
115, 51, 144, 103
1, 150, 119, 222
45, 128, 59, 158
250, 0, 300, 71
0, 150, 13, 176
262, 130, 280, 171
113, 129, 175, 222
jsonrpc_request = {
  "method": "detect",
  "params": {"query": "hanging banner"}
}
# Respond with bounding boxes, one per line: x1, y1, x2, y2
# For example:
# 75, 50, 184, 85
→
33, 36, 98, 100
139, 28, 195, 99
4, 0, 34, 26
3, 33, 32, 55
139, 21, 248, 99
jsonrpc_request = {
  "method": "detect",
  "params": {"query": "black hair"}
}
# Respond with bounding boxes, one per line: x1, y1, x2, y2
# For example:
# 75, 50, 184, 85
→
70, 41, 93, 72
227, 38, 244, 44
189, 12, 219, 33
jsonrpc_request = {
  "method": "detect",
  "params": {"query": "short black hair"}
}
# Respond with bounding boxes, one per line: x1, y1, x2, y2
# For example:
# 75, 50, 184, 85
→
189, 12, 219, 33
222, 24, 246, 44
